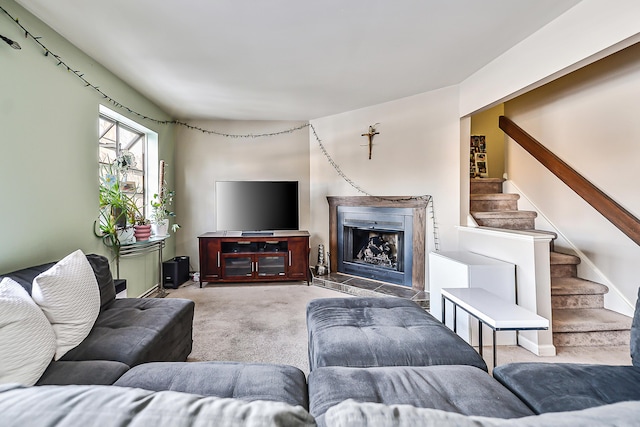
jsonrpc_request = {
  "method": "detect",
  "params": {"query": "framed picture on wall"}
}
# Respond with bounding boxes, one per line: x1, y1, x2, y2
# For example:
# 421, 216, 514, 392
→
475, 153, 488, 177
471, 136, 488, 177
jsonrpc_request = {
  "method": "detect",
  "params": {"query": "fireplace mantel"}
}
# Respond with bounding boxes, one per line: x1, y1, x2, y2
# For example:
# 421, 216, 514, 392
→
327, 196, 428, 291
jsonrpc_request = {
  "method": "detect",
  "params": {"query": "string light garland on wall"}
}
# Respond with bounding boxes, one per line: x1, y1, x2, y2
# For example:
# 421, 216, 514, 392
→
0, 33, 20, 48
1, 5, 439, 249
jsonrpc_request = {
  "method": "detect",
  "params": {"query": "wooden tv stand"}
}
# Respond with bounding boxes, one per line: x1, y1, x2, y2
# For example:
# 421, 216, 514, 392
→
198, 231, 310, 287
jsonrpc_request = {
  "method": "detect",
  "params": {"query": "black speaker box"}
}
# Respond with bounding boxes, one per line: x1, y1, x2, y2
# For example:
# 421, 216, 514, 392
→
163, 256, 189, 289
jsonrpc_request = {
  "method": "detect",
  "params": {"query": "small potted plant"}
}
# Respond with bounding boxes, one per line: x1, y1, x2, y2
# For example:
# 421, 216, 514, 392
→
133, 213, 152, 241
150, 185, 180, 237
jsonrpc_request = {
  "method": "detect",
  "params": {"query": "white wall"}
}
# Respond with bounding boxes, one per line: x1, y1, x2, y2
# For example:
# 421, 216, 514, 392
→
174, 120, 310, 270
309, 87, 461, 281
504, 42, 640, 312
460, 0, 640, 117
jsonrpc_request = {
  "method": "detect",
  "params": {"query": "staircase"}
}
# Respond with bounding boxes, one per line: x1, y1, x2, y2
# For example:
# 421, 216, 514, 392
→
470, 178, 632, 347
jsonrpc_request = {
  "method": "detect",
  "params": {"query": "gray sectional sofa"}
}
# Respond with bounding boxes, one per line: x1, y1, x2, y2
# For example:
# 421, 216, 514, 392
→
0, 256, 639, 427
304, 295, 640, 426
492, 288, 640, 415
1, 253, 195, 385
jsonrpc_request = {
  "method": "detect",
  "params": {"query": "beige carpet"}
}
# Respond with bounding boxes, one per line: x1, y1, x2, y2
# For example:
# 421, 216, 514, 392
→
166, 281, 351, 373
166, 281, 632, 374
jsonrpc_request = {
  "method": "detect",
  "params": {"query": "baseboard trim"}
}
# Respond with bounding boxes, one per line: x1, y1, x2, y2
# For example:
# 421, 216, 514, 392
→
139, 285, 159, 298
518, 334, 557, 357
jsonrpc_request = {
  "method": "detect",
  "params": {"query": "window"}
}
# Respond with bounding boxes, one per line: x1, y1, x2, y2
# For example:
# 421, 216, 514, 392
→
98, 106, 158, 221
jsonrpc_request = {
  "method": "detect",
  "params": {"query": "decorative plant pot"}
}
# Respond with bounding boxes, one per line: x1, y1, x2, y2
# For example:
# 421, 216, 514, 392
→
151, 219, 169, 237
134, 224, 152, 241
117, 227, 136, 244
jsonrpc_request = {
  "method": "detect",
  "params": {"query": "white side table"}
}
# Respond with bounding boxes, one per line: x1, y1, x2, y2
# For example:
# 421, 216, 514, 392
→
441, 287, 549, 368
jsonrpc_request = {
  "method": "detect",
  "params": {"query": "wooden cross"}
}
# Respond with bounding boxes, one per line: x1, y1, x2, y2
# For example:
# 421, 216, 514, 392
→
361, 123, 380, 159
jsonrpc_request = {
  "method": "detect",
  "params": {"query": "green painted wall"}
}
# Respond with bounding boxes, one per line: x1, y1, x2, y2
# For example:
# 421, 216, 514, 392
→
0, 0, 176, 297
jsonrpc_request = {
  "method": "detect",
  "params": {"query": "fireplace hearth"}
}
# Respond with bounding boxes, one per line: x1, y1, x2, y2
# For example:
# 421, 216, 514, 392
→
328, 196, 428, 291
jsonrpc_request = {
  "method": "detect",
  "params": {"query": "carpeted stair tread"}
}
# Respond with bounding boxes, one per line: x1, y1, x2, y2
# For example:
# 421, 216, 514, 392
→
471, 211, 537, 230
470, 194, 520, 212
551, 277, 609, 295
552, 308, 632, 333
470, 194, 520, 201
550, 251, 580, 265
471, 178, 505, 183
471, 210, 537, 219
470, 178, 504, 194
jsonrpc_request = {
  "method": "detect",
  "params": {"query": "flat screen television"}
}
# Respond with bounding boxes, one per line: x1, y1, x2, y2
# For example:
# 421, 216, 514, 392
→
215, 181, 299, 233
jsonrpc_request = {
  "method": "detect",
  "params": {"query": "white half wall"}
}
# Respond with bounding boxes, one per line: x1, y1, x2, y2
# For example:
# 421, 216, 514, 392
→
459, 227, 556, 356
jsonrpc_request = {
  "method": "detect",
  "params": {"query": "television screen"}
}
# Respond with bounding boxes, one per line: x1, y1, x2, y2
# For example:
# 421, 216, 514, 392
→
215, 181, 299, 232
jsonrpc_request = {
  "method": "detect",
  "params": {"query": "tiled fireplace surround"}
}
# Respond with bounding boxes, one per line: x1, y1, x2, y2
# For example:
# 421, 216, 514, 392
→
312, 196, 429, 308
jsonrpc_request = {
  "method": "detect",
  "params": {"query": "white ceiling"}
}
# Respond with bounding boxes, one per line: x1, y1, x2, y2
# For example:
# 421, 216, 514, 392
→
16, 0, 581, 121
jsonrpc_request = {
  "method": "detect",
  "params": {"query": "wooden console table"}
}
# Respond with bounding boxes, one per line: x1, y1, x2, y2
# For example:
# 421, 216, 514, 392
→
441, 287, 549, 368
198, 231, 310, 287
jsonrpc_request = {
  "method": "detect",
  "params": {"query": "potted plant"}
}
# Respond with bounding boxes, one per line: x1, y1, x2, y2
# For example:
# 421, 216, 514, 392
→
150, 184, 180, 237
133, 213, 152, 241
95, 153, 138, 256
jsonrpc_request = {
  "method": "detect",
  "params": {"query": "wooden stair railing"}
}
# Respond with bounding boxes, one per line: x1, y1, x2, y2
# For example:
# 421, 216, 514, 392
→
499, 115, 640, 246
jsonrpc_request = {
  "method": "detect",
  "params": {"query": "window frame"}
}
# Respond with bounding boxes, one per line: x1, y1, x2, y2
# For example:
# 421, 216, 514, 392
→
98, 105, 158, 221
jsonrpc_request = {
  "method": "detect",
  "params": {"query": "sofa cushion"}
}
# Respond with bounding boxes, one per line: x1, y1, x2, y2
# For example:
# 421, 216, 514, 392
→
308, 365, 533, 426
32, 249, 101, 360
60, 297, 194, 366
306, 297, 487, 371
36, 360, 129, 386
324, 399, 640, 427
492, 362, 640, 414
0, 278, 56, 386
115, 361, 309, 409
631, 287, 640, 368
0, 383, 315, 427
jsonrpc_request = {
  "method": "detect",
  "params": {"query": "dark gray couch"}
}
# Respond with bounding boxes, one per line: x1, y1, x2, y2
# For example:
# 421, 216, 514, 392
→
306, 297, 487, 371
308, 365, 534, 426
1, 287, 639, 426
1, 253, 195, 385
306, 295, 640, 426
306, 297, 523, 425
493, 287, 640, 414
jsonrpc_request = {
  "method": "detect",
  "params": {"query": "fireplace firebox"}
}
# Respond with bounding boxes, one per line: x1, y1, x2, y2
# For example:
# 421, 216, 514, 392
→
337, 206, 414, 286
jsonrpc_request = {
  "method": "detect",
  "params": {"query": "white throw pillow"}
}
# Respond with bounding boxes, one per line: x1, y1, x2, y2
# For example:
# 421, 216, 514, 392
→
0, 277, 56, 386
32, 249, 100, 360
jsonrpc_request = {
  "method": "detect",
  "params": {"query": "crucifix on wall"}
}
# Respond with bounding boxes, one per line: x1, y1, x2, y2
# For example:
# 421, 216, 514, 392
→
361, 123, 380, 159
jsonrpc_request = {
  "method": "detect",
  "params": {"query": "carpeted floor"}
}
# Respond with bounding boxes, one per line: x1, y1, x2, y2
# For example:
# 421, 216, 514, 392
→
166, 281, 632, 374
166, 281, 351, 373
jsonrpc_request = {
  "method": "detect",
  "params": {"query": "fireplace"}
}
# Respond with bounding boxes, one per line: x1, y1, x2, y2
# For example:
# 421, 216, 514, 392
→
328, 196, 428, 291
338, 206, 413, 286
